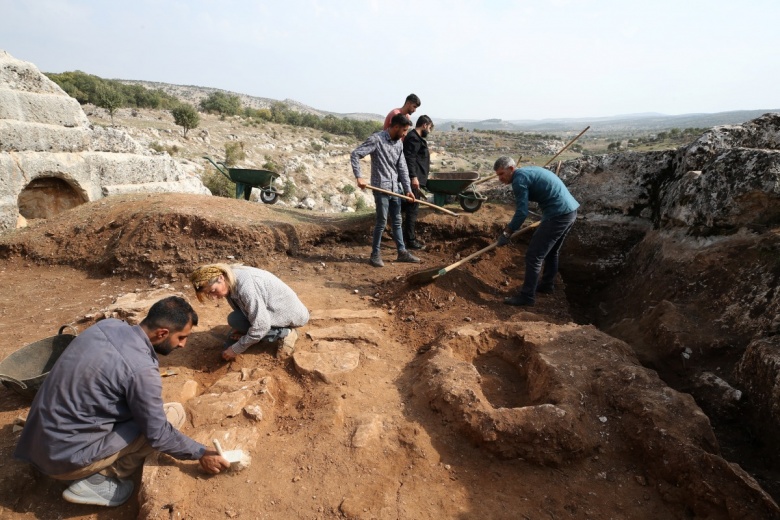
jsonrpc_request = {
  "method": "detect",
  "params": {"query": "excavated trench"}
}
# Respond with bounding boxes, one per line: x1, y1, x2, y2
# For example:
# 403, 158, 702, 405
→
373, 216, 780, 503
557, 224, 780, 503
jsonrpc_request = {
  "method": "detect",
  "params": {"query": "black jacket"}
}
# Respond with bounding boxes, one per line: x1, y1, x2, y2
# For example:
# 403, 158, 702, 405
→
403, 129, 430, 187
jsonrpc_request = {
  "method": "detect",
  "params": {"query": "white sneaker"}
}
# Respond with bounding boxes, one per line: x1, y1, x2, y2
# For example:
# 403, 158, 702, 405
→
62, 474, 134, 507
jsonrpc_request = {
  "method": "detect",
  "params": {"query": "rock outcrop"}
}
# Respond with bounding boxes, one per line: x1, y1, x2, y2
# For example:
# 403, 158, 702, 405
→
557, 113, 780, 461
0, 49, 209, 230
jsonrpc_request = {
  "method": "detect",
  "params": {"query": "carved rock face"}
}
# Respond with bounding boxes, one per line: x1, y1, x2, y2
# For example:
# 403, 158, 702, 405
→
0, 49, 209, 230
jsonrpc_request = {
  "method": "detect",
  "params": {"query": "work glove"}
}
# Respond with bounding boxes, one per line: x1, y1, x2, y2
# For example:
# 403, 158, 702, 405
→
497, 230, 511, 247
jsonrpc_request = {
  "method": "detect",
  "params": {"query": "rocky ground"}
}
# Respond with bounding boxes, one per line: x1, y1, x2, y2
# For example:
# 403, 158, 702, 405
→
83, 105, 573, 215
0, 192, 778, 519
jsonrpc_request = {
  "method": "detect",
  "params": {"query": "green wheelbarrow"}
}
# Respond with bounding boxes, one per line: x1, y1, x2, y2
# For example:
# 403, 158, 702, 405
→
203, 156, 282, 204
425, 171, 487, 213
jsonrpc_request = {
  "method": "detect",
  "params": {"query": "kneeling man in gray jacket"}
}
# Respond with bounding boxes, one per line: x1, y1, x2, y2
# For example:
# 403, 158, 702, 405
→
14, 296, 229, 507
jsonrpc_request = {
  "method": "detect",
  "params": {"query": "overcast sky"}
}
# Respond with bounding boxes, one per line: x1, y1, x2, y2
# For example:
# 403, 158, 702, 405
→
2, 0, 778, 121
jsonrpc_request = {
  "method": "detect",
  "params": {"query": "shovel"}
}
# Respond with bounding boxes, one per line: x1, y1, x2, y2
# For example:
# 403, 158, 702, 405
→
364, 185, 460, 217
407, 221, 540, 285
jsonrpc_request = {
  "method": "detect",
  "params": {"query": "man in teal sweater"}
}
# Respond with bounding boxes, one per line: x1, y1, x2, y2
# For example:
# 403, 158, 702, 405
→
494, 156, 579, 306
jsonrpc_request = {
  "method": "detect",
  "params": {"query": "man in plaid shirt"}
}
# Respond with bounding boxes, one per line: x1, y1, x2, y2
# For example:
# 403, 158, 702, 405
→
351, 113, 421, 267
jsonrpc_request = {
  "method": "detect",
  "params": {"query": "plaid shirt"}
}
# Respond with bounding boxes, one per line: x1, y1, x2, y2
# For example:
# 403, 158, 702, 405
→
350, 130, 411, 193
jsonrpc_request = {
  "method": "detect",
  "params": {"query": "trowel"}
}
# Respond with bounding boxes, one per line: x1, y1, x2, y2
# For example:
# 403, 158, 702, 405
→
212, 439, 251, 471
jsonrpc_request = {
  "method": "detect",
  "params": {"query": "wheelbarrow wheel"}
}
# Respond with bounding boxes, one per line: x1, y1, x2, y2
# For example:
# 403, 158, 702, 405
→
459, 197, 483, 213
260, 190, 279, 205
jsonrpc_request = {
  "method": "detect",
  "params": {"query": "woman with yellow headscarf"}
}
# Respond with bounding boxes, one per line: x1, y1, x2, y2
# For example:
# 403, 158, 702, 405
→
189, 263, 309, 361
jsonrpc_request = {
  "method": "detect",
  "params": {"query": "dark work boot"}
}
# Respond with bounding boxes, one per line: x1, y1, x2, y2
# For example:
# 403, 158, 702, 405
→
406, 239, 426, 250
503, 294, 535, 306
396, 250, 421, 263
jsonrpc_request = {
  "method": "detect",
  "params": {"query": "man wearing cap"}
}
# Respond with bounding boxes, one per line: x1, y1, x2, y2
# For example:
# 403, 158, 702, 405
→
14, 296, 230, 507
493, 156, 579, 306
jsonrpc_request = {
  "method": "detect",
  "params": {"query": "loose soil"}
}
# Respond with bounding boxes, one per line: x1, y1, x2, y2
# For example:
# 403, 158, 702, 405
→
0, 194, 774, 519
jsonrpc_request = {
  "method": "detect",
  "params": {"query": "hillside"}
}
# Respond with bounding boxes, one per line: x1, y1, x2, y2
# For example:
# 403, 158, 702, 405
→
116, 79, 382, 121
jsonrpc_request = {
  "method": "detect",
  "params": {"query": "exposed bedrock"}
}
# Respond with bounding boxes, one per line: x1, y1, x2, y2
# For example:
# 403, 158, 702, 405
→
556, 113, 780, 466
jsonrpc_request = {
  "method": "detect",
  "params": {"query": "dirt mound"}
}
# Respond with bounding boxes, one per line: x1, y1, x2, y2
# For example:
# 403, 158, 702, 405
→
0, 193, 364, 278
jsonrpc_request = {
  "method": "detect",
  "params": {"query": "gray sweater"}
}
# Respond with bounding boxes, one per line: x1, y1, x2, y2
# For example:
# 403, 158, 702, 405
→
227, 266, 310, 354
14, 319, 206, 475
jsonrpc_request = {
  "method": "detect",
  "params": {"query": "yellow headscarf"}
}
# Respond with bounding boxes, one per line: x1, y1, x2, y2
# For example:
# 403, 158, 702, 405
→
189, 266, 224, 291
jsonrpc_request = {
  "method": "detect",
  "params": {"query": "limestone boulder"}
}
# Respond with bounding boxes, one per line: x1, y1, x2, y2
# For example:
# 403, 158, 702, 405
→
293, 340, 361, 383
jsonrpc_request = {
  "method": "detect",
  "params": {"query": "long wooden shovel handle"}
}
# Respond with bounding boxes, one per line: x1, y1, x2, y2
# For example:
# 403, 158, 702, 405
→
364, 184, 460, 217
543, 126, 590, 167
440, 220, 541, 275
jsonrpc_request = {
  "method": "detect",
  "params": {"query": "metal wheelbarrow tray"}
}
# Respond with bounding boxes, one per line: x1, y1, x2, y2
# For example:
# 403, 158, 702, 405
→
425, 171, 487, 213
0, 326, 76, 399
203, 156, 283, 203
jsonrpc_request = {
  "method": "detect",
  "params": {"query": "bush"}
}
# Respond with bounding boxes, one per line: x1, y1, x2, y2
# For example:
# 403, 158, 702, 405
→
224, 142, 246, 167
282, 178, 297, 201
355, 196, 368, 212
200, 91, 242, 116
201, 169, 235, 198
262, 155, 279, 172
149, 141, 179, 156
341, 184, 355, 195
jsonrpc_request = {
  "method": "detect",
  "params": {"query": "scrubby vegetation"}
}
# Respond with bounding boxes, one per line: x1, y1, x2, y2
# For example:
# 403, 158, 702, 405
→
200, 92, 242, 116
49, 71, 382, 141
244, 103, 381, 140
45, 70, 180, 109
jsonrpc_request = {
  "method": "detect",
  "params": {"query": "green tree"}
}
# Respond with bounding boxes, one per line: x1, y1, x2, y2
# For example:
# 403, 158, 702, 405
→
200, 91, 242, 116
95, 83, 124, 126
171, 104, 200, 137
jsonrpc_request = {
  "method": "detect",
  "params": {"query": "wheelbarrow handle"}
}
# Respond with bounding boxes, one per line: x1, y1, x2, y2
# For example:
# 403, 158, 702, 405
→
364, 185, 460, 218
58, 324, 77, 336
202, 156, 233, 181
0, 373, 28, 390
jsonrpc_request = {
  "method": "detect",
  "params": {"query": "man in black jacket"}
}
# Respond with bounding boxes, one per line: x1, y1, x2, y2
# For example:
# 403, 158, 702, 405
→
402, 115, 434, 250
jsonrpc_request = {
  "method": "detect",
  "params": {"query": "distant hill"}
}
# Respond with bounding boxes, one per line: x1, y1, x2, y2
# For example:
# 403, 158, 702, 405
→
117, 79, 777, 135
436, 109, 780, 136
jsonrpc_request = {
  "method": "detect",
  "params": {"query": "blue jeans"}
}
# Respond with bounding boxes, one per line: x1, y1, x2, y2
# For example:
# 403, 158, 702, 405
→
227, 310, 288, 345
518, 210, 577, 303
372, 191, 406, 257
